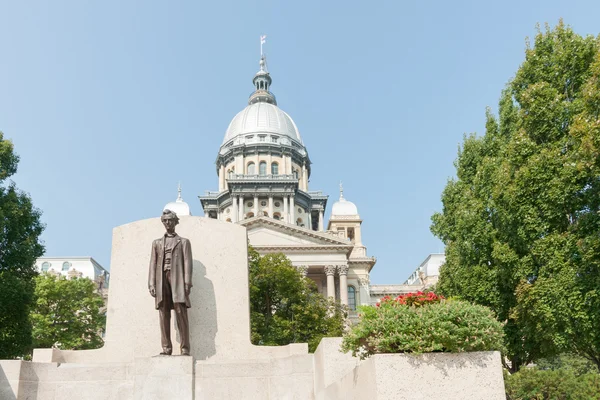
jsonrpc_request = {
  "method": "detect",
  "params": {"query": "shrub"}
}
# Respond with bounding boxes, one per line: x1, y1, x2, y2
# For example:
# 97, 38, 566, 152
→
505, 368, 600, 400
341, 295, 504, 359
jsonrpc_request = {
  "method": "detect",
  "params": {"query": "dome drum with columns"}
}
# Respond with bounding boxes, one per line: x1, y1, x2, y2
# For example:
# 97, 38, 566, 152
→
199, 52, 376, 315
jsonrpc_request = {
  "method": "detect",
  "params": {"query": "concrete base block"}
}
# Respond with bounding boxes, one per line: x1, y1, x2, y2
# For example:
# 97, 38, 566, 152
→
195, 355, 314, 400
133, 356, 194, 400
317, 351, 506, 400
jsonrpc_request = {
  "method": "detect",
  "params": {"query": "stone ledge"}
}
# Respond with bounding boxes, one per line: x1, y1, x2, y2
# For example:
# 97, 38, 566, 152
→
317, 351, 506, 400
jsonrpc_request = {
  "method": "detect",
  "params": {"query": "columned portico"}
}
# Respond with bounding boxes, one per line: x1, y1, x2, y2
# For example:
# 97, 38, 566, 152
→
324, 265, 337, 299
337, 265, 349, 306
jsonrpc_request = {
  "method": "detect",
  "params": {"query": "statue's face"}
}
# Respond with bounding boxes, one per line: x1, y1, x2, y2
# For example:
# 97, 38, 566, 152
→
162, 217, 178, 234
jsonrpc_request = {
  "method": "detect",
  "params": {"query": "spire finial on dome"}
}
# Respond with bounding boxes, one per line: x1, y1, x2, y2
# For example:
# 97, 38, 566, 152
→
177, 182, 183, 202
260, 35, 266, 57
249, 36, 277, 106
339, 181, 345, 200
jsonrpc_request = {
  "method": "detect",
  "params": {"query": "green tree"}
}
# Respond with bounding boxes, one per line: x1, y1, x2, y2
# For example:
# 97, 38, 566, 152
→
0, 132, 45, 358
248, 246, 346, 352
30, 274, 106, 350
431, 22, 600, 371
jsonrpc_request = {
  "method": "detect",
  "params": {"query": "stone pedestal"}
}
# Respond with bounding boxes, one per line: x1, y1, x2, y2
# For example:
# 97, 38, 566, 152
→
313, 338, 506, 400
134, 356, 194, 400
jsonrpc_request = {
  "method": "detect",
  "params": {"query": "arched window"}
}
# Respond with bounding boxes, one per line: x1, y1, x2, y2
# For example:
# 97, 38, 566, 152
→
41, 262, 50, 272
226, 218, 232, 222
259, 161, 267, 176
62, 261, 71, 272
246, 212, 254, 219
247, 162, 256, 175
348, 286, 357, 311
292, 169, 298, 179
273, 212, 281, 220
296, 218, 302, 226
271, 162, 279, 175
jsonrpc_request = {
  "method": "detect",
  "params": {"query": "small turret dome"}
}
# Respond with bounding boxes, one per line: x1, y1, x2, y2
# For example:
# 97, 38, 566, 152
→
331, 183, 359, 217
163, 184, 191, 216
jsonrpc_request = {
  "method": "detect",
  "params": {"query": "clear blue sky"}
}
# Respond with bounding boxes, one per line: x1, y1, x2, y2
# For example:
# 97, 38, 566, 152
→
2, 1, 599, 284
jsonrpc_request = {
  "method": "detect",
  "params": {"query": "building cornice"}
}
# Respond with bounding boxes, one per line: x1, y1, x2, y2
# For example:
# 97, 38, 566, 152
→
252, 245, 353, 253
240, 216, 352, 246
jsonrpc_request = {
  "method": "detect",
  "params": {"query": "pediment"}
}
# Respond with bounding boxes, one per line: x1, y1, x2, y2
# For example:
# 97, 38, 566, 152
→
240, 217, 352, 248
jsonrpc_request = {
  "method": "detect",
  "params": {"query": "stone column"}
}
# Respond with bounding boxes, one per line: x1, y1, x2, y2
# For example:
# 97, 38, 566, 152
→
283, 195, 288, 223
268, 196, 274, 218
319, 209, 324, 231
324, 265, 337, 300
282, 153, 287, 175
238, 196, 244, 221
359, 277, 370, 306
253, 195, 258, 217
232, 195, 238, 223
307, 210, 312, 231
337, 265, 349, 306
302, 163, 308, 191
289, 196, 295, 225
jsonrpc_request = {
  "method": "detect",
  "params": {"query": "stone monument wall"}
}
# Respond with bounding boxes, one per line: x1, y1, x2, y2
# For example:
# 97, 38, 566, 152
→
38, 216, 302, 363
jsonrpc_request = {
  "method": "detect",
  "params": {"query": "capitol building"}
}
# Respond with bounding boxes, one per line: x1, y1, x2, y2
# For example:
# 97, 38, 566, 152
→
191, 54, 440, 312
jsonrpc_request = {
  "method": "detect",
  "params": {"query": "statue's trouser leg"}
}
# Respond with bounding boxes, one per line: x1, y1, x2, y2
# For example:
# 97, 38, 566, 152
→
174, 303, 190, 354
159, 270, 174, 354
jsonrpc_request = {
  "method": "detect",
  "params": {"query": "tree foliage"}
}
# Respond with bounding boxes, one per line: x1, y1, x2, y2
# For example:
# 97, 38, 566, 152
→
30, 274, 106, 350
505, 368, 600, 400
248, 246, 346, 352
0, 131, 45, 358
431, 22, 600, 371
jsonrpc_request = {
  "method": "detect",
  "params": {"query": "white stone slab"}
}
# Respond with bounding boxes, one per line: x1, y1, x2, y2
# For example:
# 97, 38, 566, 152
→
133, 356, 193, 400
317, 351, 506, 400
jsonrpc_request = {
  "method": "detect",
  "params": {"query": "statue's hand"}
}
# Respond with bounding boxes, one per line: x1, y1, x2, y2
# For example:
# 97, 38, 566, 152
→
149, 286, 156, 297
185, 284, 191, 296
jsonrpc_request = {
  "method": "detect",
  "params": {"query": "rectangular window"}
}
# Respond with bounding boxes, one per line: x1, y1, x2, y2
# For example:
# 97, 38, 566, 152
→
259, 136, 266, 142
271, 136, 278, 143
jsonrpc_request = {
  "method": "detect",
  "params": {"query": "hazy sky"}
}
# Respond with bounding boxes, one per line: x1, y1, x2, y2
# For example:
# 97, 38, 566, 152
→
2, 1, 599, 284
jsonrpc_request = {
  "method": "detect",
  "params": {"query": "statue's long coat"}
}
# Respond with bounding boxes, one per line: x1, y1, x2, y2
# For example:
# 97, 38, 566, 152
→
148, 234, 193, 309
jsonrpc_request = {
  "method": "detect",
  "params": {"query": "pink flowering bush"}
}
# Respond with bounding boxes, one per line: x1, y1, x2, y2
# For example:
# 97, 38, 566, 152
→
341, 292, 504, 359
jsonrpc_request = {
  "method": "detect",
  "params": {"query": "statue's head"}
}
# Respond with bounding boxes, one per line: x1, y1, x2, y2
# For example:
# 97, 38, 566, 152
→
161, 209, 179, 233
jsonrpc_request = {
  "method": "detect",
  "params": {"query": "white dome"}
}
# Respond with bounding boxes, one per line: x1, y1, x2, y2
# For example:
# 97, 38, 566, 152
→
331, 198, 359, 216
331, 185, 359, 217
222, 102, 302, 145
164, 186, 191, 217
